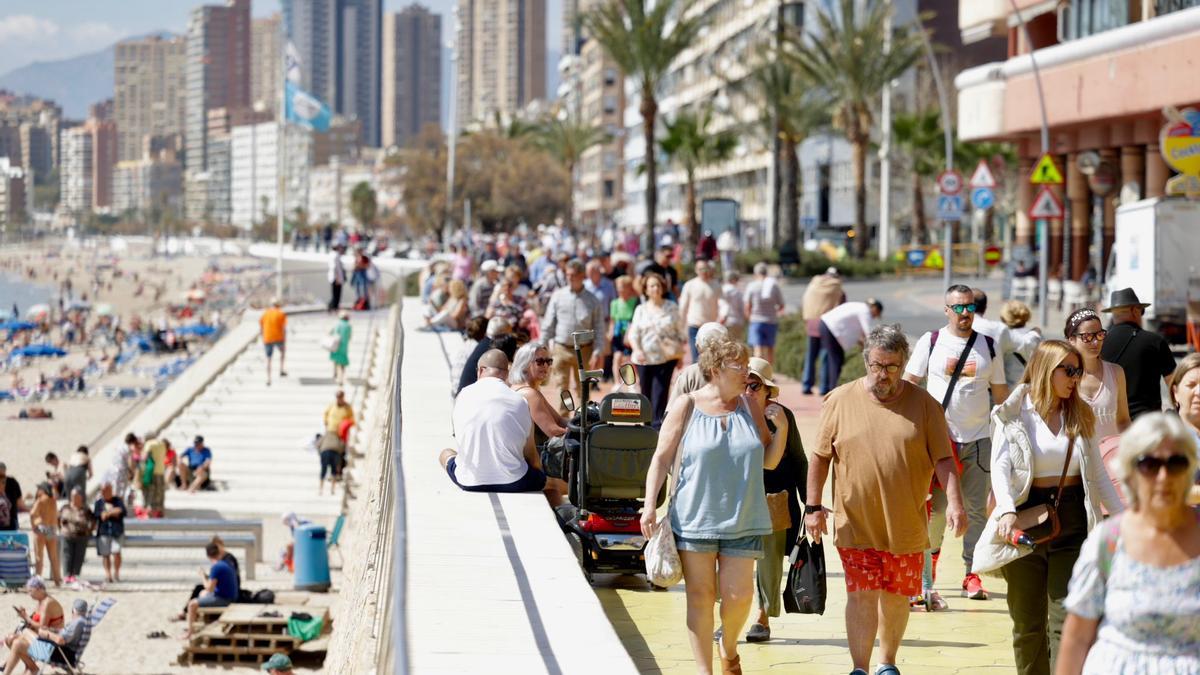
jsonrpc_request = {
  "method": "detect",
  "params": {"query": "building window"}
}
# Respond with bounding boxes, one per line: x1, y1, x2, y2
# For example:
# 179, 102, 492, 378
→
1157, 0, 1200, 12
1063, 0, 1128, 41
604, 180, 615, 198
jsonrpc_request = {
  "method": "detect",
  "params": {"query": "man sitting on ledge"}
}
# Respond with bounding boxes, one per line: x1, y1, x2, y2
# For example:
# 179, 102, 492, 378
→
440, 349, 566, 505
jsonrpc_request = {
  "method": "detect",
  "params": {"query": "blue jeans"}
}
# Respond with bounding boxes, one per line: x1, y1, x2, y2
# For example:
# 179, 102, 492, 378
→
818, 320, 845, 394
687, 325, 701, 362
801, 334, 823, 393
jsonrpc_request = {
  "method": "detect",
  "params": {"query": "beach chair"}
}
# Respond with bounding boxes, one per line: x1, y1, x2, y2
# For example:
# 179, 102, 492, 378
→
45, 597, 116, 675
327, 513, 346, 565
0, 532, 31, 588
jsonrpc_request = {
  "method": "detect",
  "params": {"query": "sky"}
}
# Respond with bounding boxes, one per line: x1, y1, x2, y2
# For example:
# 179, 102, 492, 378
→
0, 0, 561, 75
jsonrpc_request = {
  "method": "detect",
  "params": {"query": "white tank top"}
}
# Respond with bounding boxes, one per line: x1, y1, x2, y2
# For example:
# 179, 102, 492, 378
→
1080, 361, 1119, 440
1021, 397, 1081, 479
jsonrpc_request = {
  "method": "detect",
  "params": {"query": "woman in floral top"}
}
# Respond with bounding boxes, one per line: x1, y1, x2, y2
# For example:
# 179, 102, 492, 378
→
57, 488, 96, 585
1058, 413, 1200, 675
626, 272, 686, 427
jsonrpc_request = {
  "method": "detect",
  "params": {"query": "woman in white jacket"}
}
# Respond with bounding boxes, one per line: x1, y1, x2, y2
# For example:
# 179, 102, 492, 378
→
973, 339, 1123, 675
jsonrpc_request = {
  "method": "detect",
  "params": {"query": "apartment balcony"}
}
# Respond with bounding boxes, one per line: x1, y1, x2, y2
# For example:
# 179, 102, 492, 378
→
956, 5, 1200, 141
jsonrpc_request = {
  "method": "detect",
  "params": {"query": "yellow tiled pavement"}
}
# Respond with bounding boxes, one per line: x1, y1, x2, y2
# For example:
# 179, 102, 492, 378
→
595, 409, 1020, 674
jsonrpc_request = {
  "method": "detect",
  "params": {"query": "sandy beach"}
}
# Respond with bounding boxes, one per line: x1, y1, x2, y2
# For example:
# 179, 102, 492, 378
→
0, 239, 331, 673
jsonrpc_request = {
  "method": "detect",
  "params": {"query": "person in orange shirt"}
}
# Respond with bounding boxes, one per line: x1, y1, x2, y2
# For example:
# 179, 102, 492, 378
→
260, 299, 288, 385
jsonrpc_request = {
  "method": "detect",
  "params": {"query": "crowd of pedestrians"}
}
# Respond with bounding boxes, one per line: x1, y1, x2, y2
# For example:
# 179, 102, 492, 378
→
422, 228, 1198, 675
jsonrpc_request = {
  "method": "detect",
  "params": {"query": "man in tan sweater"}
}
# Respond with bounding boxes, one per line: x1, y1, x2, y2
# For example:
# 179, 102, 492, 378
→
801, 267, 846, 394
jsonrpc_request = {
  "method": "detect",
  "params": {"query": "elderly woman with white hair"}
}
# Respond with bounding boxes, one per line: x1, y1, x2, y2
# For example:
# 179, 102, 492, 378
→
1056, 413, 1200, 675
509, 342, 568, 445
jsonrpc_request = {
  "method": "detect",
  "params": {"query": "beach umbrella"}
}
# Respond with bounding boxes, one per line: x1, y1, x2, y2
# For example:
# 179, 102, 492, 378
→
95, 303, 115, 317
11, 345, 66, 358
176, 324, 217, 337
66, 300, 92, 312
24, 304, 50, 320
186, 289, 207, 302
0, 320, 36, 332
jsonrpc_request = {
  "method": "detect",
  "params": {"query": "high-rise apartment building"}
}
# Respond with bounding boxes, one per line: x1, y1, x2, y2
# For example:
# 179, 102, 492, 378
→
574, 38, 623, 229
230, 121, 311, 229
251, 15, 282, 113
455, 0, 546, 126
284, 0, 382, 147
60, 114, 116, 214
113, 153, 184, 218
0, 157, 28, 229
382, 5, 441, 147
0, 92, 63, 185
185, 0, 252, 222
114, 34, 187, 162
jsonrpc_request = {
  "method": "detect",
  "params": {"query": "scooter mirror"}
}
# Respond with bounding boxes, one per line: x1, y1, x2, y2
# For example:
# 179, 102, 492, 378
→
560, 389, 576, 412
618, 363, 637, 387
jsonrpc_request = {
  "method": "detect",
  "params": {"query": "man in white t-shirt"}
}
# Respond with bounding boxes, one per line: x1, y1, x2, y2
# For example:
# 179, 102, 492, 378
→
970, 288, 1041, 385
817, 299, 883, 394
678, 260, 720, 362
903, 284, 1010, 606
439, 350, 565, 504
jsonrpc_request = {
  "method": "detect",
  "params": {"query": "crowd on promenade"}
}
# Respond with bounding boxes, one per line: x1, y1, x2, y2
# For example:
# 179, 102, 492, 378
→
422, 226, 1199, 675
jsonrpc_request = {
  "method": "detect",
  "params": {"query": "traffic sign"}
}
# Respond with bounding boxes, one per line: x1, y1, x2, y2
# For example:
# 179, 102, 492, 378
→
905, 249, 927, 267
971, 186, 995, 210
1028, 185, 1064, 219
969, 159, 997, 188
924, 249, 944, 270
937, 194, 964, 221
937, 169, 964, 195
1030, 154, 1064, 184
984, 246, 1002, 266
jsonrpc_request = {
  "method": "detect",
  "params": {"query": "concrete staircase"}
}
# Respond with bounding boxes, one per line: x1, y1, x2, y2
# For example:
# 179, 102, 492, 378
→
73, 311, 378, 588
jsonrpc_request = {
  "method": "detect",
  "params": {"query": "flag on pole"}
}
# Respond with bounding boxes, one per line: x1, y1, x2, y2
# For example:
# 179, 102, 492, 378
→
285, 41, 302, 84
285, 81, 332, 132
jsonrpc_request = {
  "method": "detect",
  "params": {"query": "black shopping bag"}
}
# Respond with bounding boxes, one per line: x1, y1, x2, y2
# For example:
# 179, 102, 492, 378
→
782, 535, 826, 615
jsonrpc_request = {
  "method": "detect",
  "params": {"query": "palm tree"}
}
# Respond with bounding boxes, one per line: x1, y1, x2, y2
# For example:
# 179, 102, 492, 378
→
532, 114, 609, 231
585, 0, 707, 254
350, 182, 377, 230
658, 106, 739, 246
786, 0, 923, 257
891, 109, 943, 245
734, 46, 829, 254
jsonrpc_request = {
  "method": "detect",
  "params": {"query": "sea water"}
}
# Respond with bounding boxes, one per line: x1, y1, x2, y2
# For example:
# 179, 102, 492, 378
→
0, 273, 53, 316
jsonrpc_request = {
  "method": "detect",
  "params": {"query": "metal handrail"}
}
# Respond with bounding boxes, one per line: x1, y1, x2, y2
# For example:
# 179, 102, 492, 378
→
385, 293, 409, 673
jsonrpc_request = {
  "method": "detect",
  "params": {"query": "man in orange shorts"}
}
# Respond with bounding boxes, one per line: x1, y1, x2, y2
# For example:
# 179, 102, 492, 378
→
806, 324, 967, 675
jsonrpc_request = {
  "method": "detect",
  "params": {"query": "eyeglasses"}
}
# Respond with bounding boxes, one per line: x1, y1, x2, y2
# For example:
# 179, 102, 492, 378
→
1055, 364, 1084, 379
534, 358, 554, 366
723, 363, 748, 374
946, 303, 977, 315
1072, 330, 1107, 344
1135, 454, 1191, 477
868, 363, 902, 374
746, 381, 763, 392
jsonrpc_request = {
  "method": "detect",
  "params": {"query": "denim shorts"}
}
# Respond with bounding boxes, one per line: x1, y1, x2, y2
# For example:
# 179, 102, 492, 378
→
748, 322, 778, 347
675, 534, 765, 559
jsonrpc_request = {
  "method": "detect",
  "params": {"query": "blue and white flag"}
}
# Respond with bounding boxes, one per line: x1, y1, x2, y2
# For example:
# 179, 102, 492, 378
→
285, 41, 302, 84
285, 81, 331, 132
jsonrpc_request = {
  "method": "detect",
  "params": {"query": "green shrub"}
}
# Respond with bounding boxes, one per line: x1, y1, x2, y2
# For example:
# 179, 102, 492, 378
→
774, 314, 865, 387
403, 272, 420, 297
735, 248, 901, 279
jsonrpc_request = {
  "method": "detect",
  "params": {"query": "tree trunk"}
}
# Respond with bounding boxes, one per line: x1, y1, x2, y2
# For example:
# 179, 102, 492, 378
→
566, 160, 576, 235
772, 127, 782, 247
912, 170, 927, 245
685, 168, 697, 246
641, 90, 658, 256
783, 137, 800, 247
851, 136, 869, 258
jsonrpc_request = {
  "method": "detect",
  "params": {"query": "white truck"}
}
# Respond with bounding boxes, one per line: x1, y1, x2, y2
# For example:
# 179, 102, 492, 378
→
1106, 197, 1200, 341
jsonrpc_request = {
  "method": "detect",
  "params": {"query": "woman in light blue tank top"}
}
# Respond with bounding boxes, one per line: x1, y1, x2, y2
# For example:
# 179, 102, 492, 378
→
640, 339, 788, 674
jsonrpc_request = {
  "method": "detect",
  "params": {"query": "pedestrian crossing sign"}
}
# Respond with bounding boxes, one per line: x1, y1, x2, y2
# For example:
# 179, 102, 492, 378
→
1030, 154, 1064, 185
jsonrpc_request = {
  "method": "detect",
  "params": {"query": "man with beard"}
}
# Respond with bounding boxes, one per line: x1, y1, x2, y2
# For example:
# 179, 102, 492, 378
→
806, 324, 966, 675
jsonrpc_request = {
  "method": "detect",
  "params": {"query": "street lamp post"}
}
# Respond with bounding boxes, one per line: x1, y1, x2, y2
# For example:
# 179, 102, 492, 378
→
445, 10, 459, 243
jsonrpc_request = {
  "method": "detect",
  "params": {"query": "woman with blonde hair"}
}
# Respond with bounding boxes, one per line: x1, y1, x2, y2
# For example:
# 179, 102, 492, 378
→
425, 279, 469, 331
973, 340, 1124, 675
640, 337, 786, 675
1056, 412, 1200, 674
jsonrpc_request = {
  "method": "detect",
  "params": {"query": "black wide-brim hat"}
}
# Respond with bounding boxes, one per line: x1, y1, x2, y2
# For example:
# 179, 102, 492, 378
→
1101, 287, 1151, 312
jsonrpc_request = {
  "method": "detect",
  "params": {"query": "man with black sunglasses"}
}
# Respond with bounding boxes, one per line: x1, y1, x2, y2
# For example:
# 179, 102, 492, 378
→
1099, 288, 1177, 419
903, 284, 1010, 607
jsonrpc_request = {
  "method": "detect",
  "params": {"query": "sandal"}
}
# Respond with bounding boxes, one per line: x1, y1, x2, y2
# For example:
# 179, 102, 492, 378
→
718, 643, 742, 675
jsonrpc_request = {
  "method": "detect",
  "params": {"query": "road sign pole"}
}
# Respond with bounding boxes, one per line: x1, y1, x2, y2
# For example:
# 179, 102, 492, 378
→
944, 220, 952, 289
1038, 218, 1049, 328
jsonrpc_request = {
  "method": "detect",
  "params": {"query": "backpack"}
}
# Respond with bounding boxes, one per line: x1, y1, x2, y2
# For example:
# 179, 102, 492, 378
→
141, 455, 155, 487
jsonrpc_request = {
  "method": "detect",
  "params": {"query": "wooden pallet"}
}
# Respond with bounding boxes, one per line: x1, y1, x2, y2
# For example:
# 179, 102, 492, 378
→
181, 604, 330, 666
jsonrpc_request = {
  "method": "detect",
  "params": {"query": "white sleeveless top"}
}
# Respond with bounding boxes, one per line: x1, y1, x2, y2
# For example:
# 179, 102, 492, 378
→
1081, 361, 1120, 440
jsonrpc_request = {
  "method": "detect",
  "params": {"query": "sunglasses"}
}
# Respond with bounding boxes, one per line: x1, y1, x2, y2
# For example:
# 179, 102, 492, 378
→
1056, 364, 1084, 379
1135, 454, 1191, 477
746, 381, 763, 392
947, 303, 977, 315
1072, 330, 1107, 344
534, 358, 554, 366
868, 363, 902, 374
724, 363, 748, 374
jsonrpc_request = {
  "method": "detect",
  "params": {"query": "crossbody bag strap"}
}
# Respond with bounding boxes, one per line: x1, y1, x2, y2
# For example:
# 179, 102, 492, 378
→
1051, 435, 1077, 509
667, 394, 696, 505
940, 331, 979, 410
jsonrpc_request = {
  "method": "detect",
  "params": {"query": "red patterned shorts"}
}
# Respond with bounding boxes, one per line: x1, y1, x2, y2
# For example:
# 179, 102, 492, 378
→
837, 547, 923, 597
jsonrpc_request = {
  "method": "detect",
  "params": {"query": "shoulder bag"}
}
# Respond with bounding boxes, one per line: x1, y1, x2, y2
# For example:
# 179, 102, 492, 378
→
1012, 436, 1075, 545
645, 394, 695, 588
